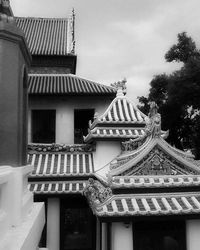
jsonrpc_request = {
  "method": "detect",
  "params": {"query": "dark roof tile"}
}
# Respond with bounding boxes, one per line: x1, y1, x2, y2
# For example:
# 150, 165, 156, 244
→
15, 17, 70, 55
28, 74, 116, 95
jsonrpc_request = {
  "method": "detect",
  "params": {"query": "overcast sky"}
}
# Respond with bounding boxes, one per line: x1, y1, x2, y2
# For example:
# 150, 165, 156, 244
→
11, 0, 200, 102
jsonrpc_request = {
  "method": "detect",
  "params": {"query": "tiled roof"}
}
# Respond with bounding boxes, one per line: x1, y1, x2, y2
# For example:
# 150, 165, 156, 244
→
111, 175, 200, 188
15, 17, 70, 55
28, 152, 94, 177
91, 91, 146, 126
84, 127, 145, 141
28, 74, 116, 95
95, 193, 200, 216
85, 90, 147, 142
29, 181, 86, 194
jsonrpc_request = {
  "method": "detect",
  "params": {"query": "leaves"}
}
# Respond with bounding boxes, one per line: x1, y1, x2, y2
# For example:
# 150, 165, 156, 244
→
138, 32, 200, 158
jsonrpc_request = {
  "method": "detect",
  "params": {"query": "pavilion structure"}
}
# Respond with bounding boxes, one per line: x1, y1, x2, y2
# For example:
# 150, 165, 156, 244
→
84, 89, 200, 250
3, 0, 200, 249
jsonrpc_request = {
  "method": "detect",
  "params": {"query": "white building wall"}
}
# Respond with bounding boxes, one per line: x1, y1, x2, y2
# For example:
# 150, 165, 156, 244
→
28, 96, 113, 144
186, 220, 200, 250
47, 198, 60, 250
112, 222, 133, 250
93, 141, 121, 172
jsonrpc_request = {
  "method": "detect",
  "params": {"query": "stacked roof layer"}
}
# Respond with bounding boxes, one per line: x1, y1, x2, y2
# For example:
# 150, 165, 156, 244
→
16, 17, 69, 55
28, 74, 116, 95
84, 90, 147, 142
28, 152, 94, 177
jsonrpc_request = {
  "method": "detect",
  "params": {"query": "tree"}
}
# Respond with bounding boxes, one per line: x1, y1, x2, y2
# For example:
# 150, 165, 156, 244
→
138, 32, 200, 158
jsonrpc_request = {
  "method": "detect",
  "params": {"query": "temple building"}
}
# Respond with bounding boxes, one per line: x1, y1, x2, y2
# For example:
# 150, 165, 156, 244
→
1, 1, 200, 250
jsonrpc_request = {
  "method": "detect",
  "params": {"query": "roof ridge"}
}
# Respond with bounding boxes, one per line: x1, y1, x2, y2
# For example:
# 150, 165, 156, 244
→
15, 16, 69, 21
67, 74, 116, 90
29, 73, 116, 91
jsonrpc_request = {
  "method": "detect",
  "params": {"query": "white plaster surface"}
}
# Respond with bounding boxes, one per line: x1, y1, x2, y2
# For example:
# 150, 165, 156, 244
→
29, 95, 112, 144
9, 202, 45, 250
94, 141, 121, 173
112, 222, 133, 250
186, 220, 200, 250
47, 198, 60, 250
0, 165, 45, 250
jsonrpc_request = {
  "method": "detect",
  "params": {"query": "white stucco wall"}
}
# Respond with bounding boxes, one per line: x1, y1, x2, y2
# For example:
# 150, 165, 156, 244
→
186, 220, 200, 250
47, 198, 60, 250
112, 222, 133, 250
93, 141, 121, 172
28, 95, 113, 144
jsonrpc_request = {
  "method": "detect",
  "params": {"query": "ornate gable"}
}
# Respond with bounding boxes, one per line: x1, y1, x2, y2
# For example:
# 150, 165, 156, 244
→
121, 145, 199, 176
108, 102, 200, 177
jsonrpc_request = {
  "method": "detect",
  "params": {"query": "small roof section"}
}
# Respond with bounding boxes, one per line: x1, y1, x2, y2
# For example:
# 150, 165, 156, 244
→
15, 16, 74, 55
92, 192, 200, 217
29, 180, 86, 195
28, 74, 116, 96
28, 151, 94, 177
84, 84, 147, 142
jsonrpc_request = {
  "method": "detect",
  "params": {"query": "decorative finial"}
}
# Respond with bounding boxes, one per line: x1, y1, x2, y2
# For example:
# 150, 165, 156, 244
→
148, 102, 158, 118
70, 8, 75, 54
0, 0, 14, 22
145, 102, 162, 138
111, 78, 127, 97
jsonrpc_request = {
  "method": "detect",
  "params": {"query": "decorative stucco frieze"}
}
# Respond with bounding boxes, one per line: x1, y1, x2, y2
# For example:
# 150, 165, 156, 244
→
83, 178, 112, 207
28, 143, 96, 153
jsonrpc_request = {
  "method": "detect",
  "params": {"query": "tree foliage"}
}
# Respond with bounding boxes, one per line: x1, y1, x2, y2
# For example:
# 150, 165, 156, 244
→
138, 32, 200, 158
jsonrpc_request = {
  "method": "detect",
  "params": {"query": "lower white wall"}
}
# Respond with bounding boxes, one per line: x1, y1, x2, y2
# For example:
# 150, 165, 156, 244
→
186, 220, 200, 250
112, 222, 133, 250
47, 198, 60, 250
93, 141, 121, 172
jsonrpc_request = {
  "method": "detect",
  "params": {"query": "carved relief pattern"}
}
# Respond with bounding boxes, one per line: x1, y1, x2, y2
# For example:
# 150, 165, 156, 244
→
28, 143, 96, 153
120, 146, 199, 176
83, 178, 112, 207
121, 137, 147, 152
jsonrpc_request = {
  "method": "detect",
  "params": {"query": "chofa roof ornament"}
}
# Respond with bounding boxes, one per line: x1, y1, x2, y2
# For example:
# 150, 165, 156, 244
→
0, 0, 14, 22
145, 101, 165, 138
110, 78, 127, 96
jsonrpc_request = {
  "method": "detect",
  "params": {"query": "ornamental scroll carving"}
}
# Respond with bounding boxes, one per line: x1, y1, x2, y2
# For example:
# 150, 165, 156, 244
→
83, 178, 112, 206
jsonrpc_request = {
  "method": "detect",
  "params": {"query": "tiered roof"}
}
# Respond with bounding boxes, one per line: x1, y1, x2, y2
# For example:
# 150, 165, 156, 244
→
84, 87, 147, 142
28, 74, 116, 96
27, 144, 95, 195
84, 103, 200, 217
16, 17, 73, 55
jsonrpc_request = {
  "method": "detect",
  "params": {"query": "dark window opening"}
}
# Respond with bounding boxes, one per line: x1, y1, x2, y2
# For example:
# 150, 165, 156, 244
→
74, 109, 94, 144
60, 197, 96, 250
32, 110, 56, 143
133, 220, 186, 250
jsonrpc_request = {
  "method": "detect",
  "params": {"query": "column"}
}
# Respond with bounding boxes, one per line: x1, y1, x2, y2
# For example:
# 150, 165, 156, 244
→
112, 222, 133, 250
101, 222, 107, 250
47, 198, 60, 250
186, 220, 200, 250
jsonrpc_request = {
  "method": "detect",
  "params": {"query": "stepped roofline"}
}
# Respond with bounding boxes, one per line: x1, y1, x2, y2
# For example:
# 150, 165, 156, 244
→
84, 84, 147, 142
15, 11, 75, 56
28, 73, 116, 96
